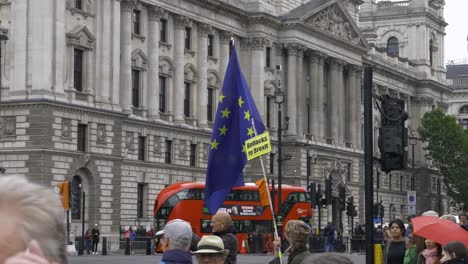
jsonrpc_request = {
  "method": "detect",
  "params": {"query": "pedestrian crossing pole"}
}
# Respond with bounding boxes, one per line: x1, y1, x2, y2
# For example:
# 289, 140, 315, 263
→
363, 66, 375, 264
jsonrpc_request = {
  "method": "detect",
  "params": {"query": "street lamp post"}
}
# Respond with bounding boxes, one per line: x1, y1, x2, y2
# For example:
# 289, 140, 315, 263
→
0, 28, 8, 175
274, 66, 288, 232
409, 134, 418, 191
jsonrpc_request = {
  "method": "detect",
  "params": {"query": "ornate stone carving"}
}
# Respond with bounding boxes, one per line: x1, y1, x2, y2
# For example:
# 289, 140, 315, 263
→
202, 143, 210, 160
285, 43, 299, 56
250, 37, 268, 50
219, 30, 232, 44
86, 0, 94, 13
389, 89, 400, 98
62, 119, 72, 138
66, 26, 96, 50
437, 101, 449, 111
125, 132, 134, 151
174, 15, 190, 29
148, 6, 165, 21
131, 49, 148, 70
97, 124, 106, 143
120, 0, 136, 12
0, 116, 16, 136
307, 4, 359, 44
198, 23, 212, 37
184, 63, 198, 82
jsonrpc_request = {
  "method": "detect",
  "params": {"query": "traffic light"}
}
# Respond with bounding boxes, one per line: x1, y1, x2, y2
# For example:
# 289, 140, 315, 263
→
373, 203, 379, 218
315, 184, 324, 208
308, 183, 316, 209
346, 196, 357, 217
378, 95, 408, 172
339, 186, 346, 211
379, 203, 385, 218
56, 181, 70, 210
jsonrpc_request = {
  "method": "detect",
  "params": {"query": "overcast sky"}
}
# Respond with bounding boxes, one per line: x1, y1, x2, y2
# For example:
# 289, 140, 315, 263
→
444, 0, 468, 63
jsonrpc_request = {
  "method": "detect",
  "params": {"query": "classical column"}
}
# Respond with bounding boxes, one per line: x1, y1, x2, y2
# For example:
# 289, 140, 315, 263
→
317, 54, 327, 141
337, 61, 345, 145
328, 58, 339, 142
147, 6, 164, 120
309, 51, 320, 139
173, 15, 190, 123
111, 0, 121, 108
96, 0, 112, 105
219, 31, 231, 84
286, 44, 298, 136
11, 0, 27, 93
197, 23, 211, 128
355, 67, 362, 148
250, 37, 267, 123
348, 65, 358, 148
119, 0, 135, 114
296, 46, 306, 136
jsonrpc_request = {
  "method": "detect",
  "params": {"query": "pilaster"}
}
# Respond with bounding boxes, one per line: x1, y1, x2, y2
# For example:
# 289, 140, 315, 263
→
250, 37, 268, 123
147, 6, 165, 120
197, 23, 211, 128
286, 43, 298, 136
173, 15, 190, 123
309, 51, 320, 140
328, 58, 339, 143
119, 0, 135, 114
296, 46, 306, 136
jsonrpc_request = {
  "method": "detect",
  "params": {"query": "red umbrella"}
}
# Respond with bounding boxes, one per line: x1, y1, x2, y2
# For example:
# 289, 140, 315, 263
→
411, 216, 468, 247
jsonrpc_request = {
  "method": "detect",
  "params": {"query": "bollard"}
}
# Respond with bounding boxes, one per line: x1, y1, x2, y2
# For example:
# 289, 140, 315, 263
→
102, 237, 107, 256
77, 237, 84, 256
125, 238, 130, 255
374, 244, 383, 264
146, 238, 152, 255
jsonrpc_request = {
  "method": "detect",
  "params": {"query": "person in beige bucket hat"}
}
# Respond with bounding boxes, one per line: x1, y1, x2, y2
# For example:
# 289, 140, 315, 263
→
192, 235, 229, 264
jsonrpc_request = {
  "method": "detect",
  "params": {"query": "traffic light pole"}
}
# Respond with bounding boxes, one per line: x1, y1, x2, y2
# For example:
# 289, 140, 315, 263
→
364, 67, 374, 264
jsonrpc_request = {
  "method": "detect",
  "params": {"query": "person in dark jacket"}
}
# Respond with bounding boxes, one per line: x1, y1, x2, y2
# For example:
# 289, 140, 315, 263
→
159, 219, 193, 264
440, 241, 468, 264
92, 224, 100, 255
384, 219, 406, 264
269, 220, 312, 264
210, 211, 237, 264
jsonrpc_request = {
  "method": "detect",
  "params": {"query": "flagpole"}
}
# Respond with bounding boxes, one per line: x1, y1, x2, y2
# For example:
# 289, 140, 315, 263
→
251, 119, 283, 264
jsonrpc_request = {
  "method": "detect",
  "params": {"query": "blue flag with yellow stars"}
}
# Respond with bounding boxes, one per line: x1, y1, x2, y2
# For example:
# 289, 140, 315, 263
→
204, 42, 266, 214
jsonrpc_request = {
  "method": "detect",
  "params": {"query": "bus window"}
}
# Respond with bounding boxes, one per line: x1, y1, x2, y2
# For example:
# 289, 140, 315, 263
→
200, 219, 212, 233
181, 188, 203, 200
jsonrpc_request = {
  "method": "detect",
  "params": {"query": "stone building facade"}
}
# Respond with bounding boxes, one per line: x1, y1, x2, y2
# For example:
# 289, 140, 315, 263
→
0, 0, 451, 241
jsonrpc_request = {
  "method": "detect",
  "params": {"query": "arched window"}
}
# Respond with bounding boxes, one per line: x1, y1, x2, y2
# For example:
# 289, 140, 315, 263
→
387, 37, 399, 57
459, 105, 468, 114
71, 175, 82, 220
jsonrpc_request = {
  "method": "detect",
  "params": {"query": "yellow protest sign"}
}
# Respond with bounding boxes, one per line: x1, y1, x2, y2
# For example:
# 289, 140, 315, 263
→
245, 131, 271, 161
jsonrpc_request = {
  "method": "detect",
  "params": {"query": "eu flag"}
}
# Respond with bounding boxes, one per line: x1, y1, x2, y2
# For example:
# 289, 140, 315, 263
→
204, 42, 266, 214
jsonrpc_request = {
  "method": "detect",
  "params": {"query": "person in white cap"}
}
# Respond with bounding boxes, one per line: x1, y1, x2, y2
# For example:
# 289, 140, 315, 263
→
159, 219, 193, 264
192, 235, 229, 264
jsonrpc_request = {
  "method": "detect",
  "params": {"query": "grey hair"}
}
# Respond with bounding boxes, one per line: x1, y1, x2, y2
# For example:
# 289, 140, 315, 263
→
302, 253, 353, 264
440, 214, 457, 223
0, 176, 68, 263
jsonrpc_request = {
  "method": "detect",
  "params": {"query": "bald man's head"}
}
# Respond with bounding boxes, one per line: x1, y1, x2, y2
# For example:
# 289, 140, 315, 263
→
210, 211, 232, 233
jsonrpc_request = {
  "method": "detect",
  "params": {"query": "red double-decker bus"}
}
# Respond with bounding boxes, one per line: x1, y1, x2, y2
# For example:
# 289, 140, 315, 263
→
153, 182, 312, 252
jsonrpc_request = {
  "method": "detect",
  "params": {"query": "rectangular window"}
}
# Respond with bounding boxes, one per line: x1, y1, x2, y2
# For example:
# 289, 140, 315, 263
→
266, 47, 271, 68
159, 77, 166, 112
138, 136, 146, 161
160, 19, 167, 42
208, 35, 214, 57
184, 82, 190, 117
165, 140, 172, 164
266, 97, 271, 128
207, 87, 214, 122
74, 49, 83, 92
185, 27, 191, 50
133, 10, 141, 35
132, 69, 140, 108
137, 183, 145, 218
190, 144, 196, 167
77, 124, 87, 152
75, 0, 82, 9
269, 153, 275, 174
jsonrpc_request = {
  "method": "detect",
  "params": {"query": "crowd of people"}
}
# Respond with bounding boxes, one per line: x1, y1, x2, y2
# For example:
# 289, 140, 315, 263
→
1, 175, 467, 264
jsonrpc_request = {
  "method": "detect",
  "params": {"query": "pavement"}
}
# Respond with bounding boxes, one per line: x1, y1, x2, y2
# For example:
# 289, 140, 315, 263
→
70, 252, 366, 264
